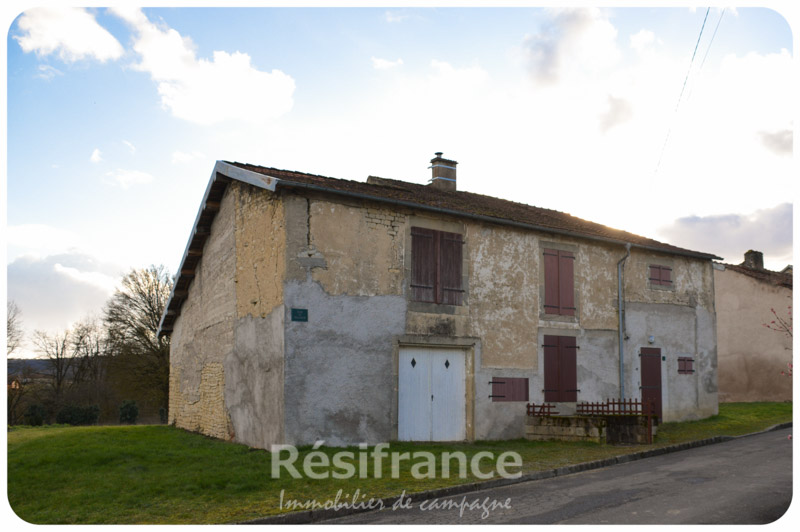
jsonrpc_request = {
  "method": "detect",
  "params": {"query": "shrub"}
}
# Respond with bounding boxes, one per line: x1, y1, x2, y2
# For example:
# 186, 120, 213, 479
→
24, 404, 47, 426
119, 400, 139, 424
56, 405, 100, 426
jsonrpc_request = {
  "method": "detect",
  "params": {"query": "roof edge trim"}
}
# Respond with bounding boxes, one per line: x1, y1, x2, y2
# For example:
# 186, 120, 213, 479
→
157, 161, 281, 337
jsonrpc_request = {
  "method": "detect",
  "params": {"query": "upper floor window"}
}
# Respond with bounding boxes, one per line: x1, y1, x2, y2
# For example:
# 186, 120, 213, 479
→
543, 248, 575, 316
410, 227, 463, 305
649, 264, 673, 288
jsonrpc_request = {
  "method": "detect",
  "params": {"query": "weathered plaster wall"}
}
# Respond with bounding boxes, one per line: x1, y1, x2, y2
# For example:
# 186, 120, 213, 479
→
283, 280, 406, 446
169, 182, 287, 448
281, 195, 407, 445
467, 224, 538, 368
715, 267, 792, 402
169, 186, 237, 440
225, 182, 287, 448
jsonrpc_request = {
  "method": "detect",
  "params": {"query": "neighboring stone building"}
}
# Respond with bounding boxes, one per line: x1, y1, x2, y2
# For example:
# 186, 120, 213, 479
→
714, 250, 793, 403
158, 155, 720, 449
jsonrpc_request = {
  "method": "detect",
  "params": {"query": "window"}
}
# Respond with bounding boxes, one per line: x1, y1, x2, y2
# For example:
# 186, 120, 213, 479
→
489, 377, 529, 402
543, 248, 575, 316
649, 264, 673, 287
410, 227, 463, 305
543, 335, 579, 402
678, 357, 694, 374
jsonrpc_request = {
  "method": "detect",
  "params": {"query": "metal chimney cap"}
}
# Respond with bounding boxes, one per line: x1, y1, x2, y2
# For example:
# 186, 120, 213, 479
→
434, 152, 443, 157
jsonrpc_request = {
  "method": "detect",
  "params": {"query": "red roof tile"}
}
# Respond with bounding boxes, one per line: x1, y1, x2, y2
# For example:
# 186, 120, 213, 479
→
229, 161, 721, 260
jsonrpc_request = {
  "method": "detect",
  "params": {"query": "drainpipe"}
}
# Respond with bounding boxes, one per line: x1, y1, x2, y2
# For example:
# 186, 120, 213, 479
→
617, 243, 631, 401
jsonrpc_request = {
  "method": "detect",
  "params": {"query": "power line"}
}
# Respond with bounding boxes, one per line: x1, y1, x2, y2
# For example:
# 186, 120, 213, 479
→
699, 8, 726, 70
655, 7, 711, 174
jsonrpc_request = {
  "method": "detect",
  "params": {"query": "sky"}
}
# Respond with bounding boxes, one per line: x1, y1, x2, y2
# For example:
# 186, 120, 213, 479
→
2, 2, 796, 358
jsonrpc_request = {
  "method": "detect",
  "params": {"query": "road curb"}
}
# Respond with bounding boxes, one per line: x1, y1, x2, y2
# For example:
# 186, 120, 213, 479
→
240, 422, 792, 524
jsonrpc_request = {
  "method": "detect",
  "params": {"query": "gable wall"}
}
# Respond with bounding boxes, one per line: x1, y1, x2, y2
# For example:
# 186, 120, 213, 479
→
714, 267, 792, 402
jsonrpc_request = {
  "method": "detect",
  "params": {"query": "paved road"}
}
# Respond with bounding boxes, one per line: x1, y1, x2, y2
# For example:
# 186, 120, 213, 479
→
327, 428, 793, 525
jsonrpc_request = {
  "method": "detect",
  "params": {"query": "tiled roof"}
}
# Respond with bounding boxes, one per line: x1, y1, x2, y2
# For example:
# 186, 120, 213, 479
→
229, 161, 721, 260
721, 263, 793, 289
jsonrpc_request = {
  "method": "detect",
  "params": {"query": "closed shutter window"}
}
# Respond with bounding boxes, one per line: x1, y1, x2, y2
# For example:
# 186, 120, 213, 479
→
490, 377, 530, 402
649, 265, 673, 287
544, 249, 575, 316
678, 357, 694, 374
411, 227, 463, 305
543, 335, 579, 402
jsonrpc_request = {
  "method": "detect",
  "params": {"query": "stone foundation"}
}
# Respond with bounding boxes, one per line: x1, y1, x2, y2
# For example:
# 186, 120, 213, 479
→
525, 415, 654, 444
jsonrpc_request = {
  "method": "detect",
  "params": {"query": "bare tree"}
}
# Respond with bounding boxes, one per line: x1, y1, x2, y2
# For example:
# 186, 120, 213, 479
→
32, 329, 74, 406
104, 265, 173, 412
7, 300, 24, 356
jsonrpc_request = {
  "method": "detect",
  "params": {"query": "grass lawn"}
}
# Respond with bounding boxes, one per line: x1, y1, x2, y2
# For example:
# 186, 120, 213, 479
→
7, 402, 792, 524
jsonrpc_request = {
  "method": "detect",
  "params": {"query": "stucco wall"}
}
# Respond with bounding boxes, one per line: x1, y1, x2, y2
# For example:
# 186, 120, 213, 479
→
715, 267, 792, 402
169, 182, 287, 448
169, 185, 237, 439
282, 194, 406, 445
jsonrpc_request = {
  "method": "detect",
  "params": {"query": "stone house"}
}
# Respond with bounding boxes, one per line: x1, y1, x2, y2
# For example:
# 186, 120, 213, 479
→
158, 154, 720, 449
714, 250, 792, 402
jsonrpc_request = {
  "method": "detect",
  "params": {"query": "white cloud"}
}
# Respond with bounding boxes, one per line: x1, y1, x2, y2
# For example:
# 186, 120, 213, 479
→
7, 252, 122, 342
35, 64, 63, 81
630, 29, 655, 55
385, 11, 411, 23
123, 140, 136, 154
171, 150, 205, 164
6, 224, 83, 260
109, 7, 295, 125
371, 56, 404, 70
522, 7, 621, 85
14, 7, 123, 63
90, 148, 102, 163
658, 203, 793, 269
105, 168, 154, 189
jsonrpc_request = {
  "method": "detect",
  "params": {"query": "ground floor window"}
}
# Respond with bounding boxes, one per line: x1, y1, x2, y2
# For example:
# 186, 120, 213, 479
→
543, 335, 578, 402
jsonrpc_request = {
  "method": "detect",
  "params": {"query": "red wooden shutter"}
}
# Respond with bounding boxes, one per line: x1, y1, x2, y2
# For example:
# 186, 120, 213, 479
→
560, 336, 578, 401
558, 251, 575, 316
543, 249, 560, 314
543, 335, 560, 402
439, 231, 463, 305
411, 227, 436, 302
510, 377, 529, 401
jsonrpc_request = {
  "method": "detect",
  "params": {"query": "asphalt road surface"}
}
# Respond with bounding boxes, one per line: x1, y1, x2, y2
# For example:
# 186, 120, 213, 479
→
327, 428, 793, 525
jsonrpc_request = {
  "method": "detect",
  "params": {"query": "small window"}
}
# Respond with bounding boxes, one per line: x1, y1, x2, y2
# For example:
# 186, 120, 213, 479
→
543, 248, 576, 316
649, 265, 673, 287
489, 377, 529, 402
678, 357, 694, 374
411, 227, 463, 305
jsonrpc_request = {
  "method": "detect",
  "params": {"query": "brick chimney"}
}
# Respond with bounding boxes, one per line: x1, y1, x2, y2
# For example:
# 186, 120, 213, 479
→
428, 152, 457, 192
742, 250, 764, 270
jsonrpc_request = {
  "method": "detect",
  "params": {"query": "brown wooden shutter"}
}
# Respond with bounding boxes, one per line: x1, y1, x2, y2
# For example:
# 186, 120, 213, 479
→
558, 251, 575, 316
649, 265, 662, 285
561, 336, 578, 401
490, 377, 529, 402
660, 266, 672, 286
543, 335, 560, 402
543, 249, 560, 314
411, 227, 436, 302
439, 231, 463, 305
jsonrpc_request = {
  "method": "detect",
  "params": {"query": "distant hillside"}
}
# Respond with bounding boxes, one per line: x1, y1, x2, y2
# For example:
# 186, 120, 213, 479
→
7, 358, 51, 376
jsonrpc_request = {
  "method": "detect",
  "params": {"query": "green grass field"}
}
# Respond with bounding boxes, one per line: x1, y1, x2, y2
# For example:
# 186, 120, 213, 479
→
7, 402, 791, 524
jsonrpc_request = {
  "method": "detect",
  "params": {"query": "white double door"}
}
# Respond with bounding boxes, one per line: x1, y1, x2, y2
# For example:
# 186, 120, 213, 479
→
398, 347, 466, 441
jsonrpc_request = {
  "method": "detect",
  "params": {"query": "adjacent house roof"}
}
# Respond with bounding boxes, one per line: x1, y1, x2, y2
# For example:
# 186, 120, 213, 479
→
719, 263, 793, 289
158, 160, 722, 336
